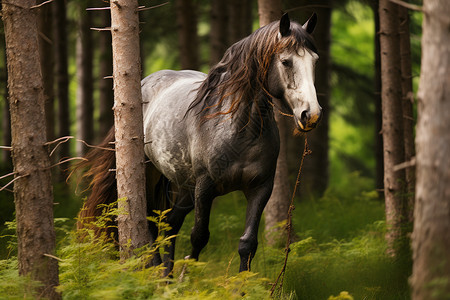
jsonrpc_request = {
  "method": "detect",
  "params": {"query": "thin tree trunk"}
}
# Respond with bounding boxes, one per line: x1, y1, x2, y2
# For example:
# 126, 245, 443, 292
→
175, 0, 199, 70
1, 39, 11, 167
411, 0, 450, 298
38, 3, 54, 143
258, 0, 290, 246
76, 1, 94, 156
379, 0, 407, 255
301, 0, 331, 197
110, 0, 150, 258
398, 5, 415, 224
53, 0, 70, 162
2, 1, 60, 298
372, 0, 384, 196
228, 0, 253, 45
99, 10, 114, 138
210, 0, 228, 66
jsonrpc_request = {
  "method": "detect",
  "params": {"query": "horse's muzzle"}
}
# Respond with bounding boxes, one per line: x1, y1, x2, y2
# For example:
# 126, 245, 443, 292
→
294, 109, 322, 132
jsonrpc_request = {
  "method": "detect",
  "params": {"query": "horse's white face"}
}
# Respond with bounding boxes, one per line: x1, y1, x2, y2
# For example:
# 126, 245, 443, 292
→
273, 47, 322, 132
267, 13, 322, 132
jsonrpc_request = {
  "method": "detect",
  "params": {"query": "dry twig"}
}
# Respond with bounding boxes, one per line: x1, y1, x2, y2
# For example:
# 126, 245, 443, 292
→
270, 136, 312, 297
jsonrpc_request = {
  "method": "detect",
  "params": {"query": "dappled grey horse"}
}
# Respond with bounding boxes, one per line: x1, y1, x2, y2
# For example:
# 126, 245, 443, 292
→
78, 13, 321, 276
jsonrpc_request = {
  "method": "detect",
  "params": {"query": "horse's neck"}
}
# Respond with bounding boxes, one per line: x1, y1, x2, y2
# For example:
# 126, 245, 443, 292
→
231, 92, 275, 133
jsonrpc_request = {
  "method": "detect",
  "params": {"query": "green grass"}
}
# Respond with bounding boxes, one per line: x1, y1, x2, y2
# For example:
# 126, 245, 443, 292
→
0, 173, 411, 299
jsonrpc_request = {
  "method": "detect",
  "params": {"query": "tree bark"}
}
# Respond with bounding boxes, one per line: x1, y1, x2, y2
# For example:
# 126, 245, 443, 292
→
379, 0, 407, 255
300, 0, 331, 198
411, 0, 450, 298
99, 10, 114, 138
175, 0, 199, 70
397, 5, 415, 224
228, 0, 253, 46
110, 0, 150, 258
1, 39, 11, 168
38, 3, 54, 143
371, 0, 384, 196
210, 0, 228, 66
258, 0, 290, 246
76, 1, 94, 156
53, 0, 70, 162
2, 1, 60, 298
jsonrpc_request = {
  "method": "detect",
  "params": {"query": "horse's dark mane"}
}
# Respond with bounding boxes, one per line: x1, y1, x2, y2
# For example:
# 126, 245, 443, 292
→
188, 19, 317, 119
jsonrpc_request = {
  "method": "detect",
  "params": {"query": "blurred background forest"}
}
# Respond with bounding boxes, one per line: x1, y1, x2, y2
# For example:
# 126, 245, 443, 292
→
0, 0, 423, 299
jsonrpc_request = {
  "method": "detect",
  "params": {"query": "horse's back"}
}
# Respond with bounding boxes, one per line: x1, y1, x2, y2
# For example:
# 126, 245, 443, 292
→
142, 70, 206, 185
141, 69, 205, 102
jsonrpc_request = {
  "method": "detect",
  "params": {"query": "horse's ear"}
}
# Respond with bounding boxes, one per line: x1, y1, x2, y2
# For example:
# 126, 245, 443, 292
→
279, 13, 291, 37
302, 13, 317, 34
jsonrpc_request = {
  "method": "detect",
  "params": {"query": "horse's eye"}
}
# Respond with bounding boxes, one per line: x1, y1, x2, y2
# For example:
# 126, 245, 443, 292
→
281, 59, 292, 67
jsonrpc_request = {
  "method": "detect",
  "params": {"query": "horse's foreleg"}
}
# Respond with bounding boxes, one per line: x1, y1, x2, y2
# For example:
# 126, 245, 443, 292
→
190, 176, 216, 260
239, 182, 273, 272
162, 189, 194, 277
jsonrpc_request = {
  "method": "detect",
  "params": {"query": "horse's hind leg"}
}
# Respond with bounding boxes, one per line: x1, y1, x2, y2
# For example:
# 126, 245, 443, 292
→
190, 176, 217, 260
239, 181, 273, 272
162, 188, 194, 277
146, 164, 167, 266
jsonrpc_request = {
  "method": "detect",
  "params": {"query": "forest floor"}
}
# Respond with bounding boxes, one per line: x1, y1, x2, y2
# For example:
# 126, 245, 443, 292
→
0, 172, 411, 299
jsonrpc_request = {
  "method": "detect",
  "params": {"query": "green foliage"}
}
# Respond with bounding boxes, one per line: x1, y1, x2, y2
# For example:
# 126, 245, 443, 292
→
0, 258, 42, 299
0, 172, 412, 299
328, 291, 354, 300
56, 205, 273, 299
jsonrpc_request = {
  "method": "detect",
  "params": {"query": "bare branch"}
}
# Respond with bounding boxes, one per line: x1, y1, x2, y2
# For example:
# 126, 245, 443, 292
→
0, 146, 12, 151
86, 7, 110, 11
0, 172, 16, 181
136, 2, 169, 12
43, 253, 63, 262
30, 0, 53, 9
45, 136, 74, 146
46, 136, 114, 156
91, 27, 112, 32
394, 157, 416, 172
0, 174, 29, 192
389, 0, 423, 12
46, 136, 73, 157
76, 139, 115, 152
46, 157, 88, 170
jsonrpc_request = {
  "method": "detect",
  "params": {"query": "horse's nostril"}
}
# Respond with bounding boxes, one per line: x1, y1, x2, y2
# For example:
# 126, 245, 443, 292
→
300, 110, 309, 123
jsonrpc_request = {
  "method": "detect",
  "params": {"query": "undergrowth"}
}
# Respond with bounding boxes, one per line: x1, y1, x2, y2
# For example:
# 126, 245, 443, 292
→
0, 173, 411, 299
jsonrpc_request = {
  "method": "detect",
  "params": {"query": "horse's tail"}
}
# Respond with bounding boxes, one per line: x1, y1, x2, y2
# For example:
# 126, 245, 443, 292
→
75, 126, 173, 239
76, 127, 118, 238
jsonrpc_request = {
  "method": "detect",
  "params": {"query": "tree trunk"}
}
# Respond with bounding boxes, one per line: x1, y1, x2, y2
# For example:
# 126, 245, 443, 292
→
53, 0, 70, 162
99, 10, 114, 138
411, 0, 450, 298
38, 3, 54, 143
110, 0, 150, 258
210, 0, 228, 66
371, 0, 384, 196
300, 0, 331, 198
1, 41, 11, 168
398, 5, 415, 224
76, 1, 94, 156
228, 0, 253, 45
175, 0, 199, 70
258, 0, 289, 246
379, 0, 407, 255
2, 1, 60, 298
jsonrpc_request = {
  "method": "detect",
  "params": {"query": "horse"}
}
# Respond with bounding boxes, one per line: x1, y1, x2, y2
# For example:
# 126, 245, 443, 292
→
77, 13, 322, 276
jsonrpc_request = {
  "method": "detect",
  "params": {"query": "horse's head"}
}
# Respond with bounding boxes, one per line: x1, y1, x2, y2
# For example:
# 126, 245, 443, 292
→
268, 13, 322, 132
